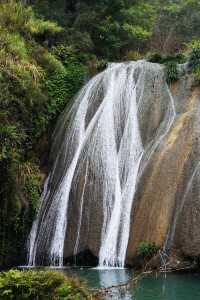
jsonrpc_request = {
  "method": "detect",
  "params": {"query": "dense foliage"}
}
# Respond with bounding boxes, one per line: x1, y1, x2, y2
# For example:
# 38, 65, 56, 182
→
0, 0, 86, 266
0, 270, 96, 299
33, 0, 200, 59
1, 0, 200, 267
34, 0, 156, 60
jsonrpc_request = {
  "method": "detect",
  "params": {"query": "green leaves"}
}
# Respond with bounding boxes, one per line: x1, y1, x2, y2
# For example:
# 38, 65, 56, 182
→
0, 270, 94, 300
123, 24, 152, 40
44, 44, 86, 119
0, 123, 25, 162
26, 19, 62, 37
0, 1, 89, 267
165, 61, 179, 83
188, 41, 200, 67
186, 39, 200, 81
138, 241, 159, 259
62, 0, 157, 59
0, 1, 77, 267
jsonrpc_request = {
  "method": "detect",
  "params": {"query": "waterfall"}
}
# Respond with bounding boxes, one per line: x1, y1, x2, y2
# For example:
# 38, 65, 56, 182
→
28, 61, 172, 268
98, 66, 143, 267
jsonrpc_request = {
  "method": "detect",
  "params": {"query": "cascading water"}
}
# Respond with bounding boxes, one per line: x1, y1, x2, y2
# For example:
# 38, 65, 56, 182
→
98, 67, 143, 267
27, 60, 175, 268
28, 61, 144, 267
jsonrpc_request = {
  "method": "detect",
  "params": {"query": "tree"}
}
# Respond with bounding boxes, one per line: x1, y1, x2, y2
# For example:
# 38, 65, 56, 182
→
151, 0, 200, 53
65, 0, 156, 59
65, 0, 79, 13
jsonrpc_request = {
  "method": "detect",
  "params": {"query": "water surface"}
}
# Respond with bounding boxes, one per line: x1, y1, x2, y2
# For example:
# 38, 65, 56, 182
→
61, 268, 200, 300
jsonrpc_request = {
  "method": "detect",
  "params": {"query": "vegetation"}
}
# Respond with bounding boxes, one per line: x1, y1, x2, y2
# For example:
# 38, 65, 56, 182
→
187, 40, 200, 81
138, 241, 158, 259
0, 269, 96, 299
34, 0, 157, 60
0, 0, 86, 266
33, 0, 200, 59
165, 62, 179, 83
1, 0, 200, 268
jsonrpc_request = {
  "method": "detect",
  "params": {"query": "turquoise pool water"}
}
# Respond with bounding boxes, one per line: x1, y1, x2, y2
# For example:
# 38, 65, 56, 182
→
61, 268, 200, 300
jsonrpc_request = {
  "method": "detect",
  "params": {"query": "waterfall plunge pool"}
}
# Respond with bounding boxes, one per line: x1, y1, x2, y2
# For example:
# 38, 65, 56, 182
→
19, 267, 200, 299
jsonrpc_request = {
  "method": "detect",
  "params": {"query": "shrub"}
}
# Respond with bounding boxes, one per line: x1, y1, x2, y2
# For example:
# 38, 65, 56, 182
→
165, 61, 179, 83
147, 52, 181, 83
0, 0, 62, 38
183, 40, 200, 81
87, 57, 107, 75
138, 241, 158, 259
187, 39, 200, 68
192, 65, 200, 81
147, 52, 163, 63
0, 270, 95, 300
189, 49, 200, 70
187, 39, 200, 81
0, 123, 25, 162
123, 50, 143, 61
26, 19, 61, 37
147, 52, 186, 64
43, 44, 86, 124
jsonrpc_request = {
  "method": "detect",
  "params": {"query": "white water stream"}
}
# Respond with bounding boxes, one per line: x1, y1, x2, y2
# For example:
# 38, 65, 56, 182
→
28, 61, 175, 268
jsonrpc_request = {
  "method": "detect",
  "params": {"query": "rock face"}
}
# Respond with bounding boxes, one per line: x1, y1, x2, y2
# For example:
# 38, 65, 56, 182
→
28, 61, 200, 267
127, 77, 200, 265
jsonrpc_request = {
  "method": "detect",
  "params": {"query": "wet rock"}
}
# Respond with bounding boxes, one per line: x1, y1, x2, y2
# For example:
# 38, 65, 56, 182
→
65, 249, 98, 267
127, 81, 200, 266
